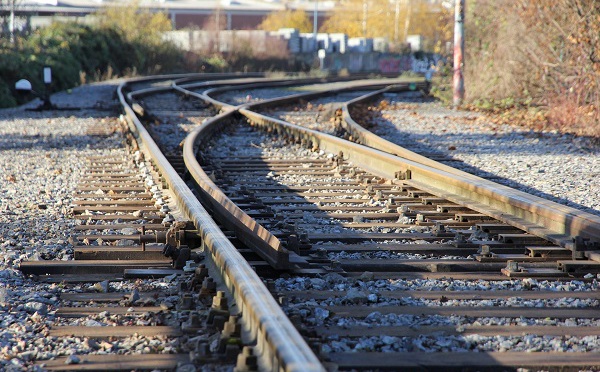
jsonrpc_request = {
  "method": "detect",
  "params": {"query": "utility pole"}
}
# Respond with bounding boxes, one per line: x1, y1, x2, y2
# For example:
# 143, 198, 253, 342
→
453, 0, 465, 108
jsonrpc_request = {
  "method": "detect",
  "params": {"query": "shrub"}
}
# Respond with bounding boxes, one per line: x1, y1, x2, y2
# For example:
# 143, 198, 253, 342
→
0, 15, 184, 108
462, 0, 600, 134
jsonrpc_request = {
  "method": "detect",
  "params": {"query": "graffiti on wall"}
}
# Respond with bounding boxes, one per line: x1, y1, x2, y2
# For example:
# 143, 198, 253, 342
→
378, 55, 441, 74
378, 56, 412, 73
348, 54, 363, 72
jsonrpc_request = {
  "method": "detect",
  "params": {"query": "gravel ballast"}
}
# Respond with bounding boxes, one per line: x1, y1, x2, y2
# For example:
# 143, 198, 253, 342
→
0, 82, 188, 371
2, 79, 600, 368
369, 92, 600, 216
201, 83, 600, 357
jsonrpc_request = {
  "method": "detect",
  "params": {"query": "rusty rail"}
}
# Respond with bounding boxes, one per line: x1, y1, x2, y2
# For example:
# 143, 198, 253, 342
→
241, 107, 600, 250
118, 74, 324, 372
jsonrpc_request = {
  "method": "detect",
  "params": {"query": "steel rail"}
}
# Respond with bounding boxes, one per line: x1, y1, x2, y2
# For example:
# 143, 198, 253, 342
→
179, 77, 296, 110
183, 107, 290, 270
128, 75, 269, 105
339, 85, 468, 175
172, 76, 600, 248
118, 75, 324, 372
240, 108, 600, 250
135, 75, 381, 270
170, 77, 430, 269
175, 75, 424, 111
337, 87, 600, 249
194, 77, 599, 250
200, 78, 326, 110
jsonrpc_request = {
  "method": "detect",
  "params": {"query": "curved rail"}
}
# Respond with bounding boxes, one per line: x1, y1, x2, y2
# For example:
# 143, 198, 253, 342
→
175, 76, 600, 250
240, 106, 600, 250
338, 87, 600, 249
125, 74, 600, 371
118, 74, 324, 372
172, 77, 431, 270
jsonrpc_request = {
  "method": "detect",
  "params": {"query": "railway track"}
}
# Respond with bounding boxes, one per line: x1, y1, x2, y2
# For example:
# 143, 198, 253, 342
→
15, 74, 600, 371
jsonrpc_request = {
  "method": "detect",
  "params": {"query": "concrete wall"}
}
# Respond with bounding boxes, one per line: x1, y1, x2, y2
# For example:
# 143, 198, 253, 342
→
164, 30, 440, 75
298, 52, 440, 74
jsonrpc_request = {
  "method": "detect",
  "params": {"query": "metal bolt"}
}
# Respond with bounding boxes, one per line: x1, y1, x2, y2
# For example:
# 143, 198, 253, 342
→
179, 294, 194, 310
194, 264, 208, 280
200, 277, 216, 296
234, 346, 258, 372
480, 245, 491, 257
330, 260, 342, 271
299, 232, 309, 241
222, 315, 241, 338
505, 260, 519, 272
212, 291, 228, 310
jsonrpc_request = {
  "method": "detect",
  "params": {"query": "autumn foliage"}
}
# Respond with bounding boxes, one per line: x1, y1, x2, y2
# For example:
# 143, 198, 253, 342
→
258, 9, 312, 33
319, 0, 445, 50
465, 0, 600, 135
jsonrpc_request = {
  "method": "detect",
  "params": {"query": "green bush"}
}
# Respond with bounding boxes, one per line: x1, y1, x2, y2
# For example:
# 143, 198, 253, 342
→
0, 20, 184, 108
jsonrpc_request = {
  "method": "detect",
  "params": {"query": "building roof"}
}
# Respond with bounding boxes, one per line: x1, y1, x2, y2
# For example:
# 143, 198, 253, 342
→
12, 0, 336, 13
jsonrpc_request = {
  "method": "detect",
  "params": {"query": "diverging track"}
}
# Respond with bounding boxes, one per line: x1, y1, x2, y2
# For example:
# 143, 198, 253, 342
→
26, 74, 600, 371
176, 75, 600, 371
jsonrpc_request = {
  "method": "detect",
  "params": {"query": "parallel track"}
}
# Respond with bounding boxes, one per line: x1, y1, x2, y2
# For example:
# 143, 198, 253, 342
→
176, 77, 600, 370
20, 74, 600, 371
